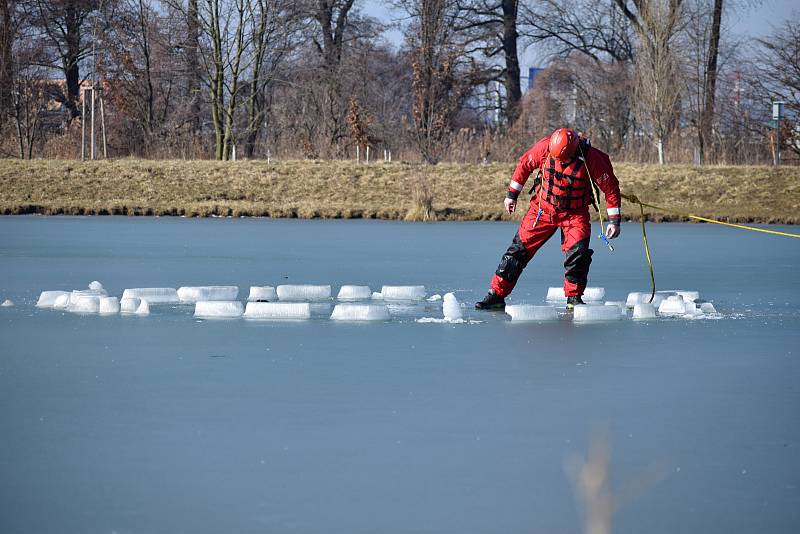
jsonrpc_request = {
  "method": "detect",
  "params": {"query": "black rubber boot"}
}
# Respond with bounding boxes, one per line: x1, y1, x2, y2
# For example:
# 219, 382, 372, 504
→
475, 291, 506, 310
566, 295, 585, 309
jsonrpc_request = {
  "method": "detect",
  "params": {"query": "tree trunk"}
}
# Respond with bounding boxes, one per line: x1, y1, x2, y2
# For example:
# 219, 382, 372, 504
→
186, 0, 201, 132
501, 0, 521, 124
0, 0, 13, 123
63, 1, 81, 119
698, 0, 722, 164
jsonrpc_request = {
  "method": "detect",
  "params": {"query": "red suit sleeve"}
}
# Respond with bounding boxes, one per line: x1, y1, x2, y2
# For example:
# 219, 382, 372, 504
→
586, 147, 621, 224
506, 137, 549, 200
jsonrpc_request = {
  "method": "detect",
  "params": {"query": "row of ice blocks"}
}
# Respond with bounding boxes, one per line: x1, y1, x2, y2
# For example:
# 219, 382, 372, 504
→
193, 301, 393, 321
116, 285, 429, 302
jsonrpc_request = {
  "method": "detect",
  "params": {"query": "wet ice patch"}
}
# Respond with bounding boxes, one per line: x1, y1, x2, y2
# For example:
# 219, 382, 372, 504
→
194, 301, 244, 318
331, 304, 390, 321
122, 288, 179, 304
380, 286, 426, 301
178, 286, 239, 303
244, 302, 311, 319
276, 285, 331, 301
337, 285, 372, 301
505, 305, 558, 322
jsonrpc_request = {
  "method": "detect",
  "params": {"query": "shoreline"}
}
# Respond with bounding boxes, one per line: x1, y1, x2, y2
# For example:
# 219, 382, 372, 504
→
1, 159, 798, 224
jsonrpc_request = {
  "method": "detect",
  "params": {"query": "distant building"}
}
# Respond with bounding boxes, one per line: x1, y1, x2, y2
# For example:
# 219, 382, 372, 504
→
525, 68, 545, 92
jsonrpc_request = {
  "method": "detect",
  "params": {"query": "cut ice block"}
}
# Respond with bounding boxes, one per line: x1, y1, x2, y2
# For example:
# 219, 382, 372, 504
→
380, 285, 426, 301
427, 294, 442, 302
68, 295, 100, 313
546, 287, 605, 301
658, 295, 687, 315
88, 281, 104, 291
194, 301, 244, 318
442, 293, 463, 321
276, 285, 331, 301
53, 294, 71, 310
505, 305, 558, 322
546, 287, 566, 301
37, 290, 70, 308
248, 286, 278, 302
73, 289, 106, 297
177, 286, 239, 303
99, 297, 120, 314
683, 302, 703, 317
1, 299, 13, 307
337, 285, 372, 301
135, 300, 150, 315
604, 302, 627, 316
371, 292, 384, 300
122, 288, 179, 304
244, 302, 311, 319
573, 304, 623, 322
626, 292, 651, 308
331, 304, 390, 321
632, 302, 657, 319
700, 302, 716, 314
661, 290, 699, 302
120, 297, 141, 314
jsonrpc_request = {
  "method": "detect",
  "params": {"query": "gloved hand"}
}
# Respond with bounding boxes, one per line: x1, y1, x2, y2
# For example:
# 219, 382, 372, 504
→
504, 198, 517, 214
606, 223, 620, 239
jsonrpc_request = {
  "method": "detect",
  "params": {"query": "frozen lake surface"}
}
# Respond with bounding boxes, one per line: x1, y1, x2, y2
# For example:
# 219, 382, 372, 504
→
1, 216, 799, 533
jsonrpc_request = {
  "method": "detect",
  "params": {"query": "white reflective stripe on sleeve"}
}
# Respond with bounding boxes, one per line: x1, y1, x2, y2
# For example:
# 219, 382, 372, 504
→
607, 207, 620, 216
509, 180, 524, 191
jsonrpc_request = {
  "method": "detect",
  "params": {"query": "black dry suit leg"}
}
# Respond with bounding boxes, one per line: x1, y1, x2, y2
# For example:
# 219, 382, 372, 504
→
562, 234, 593, 289
495, 232, 532, 284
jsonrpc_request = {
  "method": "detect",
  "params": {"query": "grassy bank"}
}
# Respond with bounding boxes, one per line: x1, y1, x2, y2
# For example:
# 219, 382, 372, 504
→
1, 159, 798, 223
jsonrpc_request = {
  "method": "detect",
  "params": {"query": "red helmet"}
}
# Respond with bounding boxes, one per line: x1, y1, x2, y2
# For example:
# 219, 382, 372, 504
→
548, 128, 579, 161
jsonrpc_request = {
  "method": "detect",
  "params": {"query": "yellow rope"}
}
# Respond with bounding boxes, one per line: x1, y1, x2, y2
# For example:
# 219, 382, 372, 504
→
621, 194, 800, 239
636, 201, 656, 303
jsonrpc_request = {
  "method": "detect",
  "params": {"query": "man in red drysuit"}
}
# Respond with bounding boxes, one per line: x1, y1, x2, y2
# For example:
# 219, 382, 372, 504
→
475, 128, 621, 310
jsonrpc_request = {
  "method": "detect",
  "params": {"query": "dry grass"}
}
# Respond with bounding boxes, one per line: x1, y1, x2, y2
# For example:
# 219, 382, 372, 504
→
0, 159, 797, 223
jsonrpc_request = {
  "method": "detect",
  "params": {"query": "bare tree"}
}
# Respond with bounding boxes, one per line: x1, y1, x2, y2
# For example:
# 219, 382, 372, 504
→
28, 0, 103, 120
521, 0, 635, 63
756, 16, 800, 158
0, 0, 14, 124
455, 0, 523, 124
243, 0, 299, 158
615, 0, 684, 164
402, 0, 484, 163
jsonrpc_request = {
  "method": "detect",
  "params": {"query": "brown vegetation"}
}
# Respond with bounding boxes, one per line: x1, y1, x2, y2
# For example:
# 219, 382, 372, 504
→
0, 159, 797, 223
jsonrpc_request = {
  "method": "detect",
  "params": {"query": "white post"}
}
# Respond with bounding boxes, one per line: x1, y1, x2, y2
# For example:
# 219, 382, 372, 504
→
267, 149, 271, 164
388, 150, 392, 162
232, 143, 237, 161
81, 88, 86, 161
366, 145, 370, 163
99, 92, 107, 159
90, 87, 96, 160
356, 145, 360, 163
